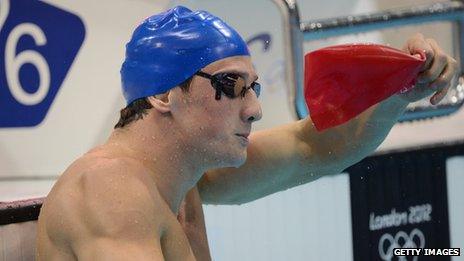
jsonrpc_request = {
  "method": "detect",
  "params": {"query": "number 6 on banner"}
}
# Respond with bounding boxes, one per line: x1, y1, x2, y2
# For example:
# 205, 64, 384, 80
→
6, 24, 51, 106
1, 0, 51, 106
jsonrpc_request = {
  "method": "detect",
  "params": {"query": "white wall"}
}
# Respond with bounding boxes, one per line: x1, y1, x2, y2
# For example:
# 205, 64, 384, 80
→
204, 173, 353, 261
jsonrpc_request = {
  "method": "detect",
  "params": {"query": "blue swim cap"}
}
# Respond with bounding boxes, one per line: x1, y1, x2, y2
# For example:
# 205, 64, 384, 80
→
121, 6, 250, 105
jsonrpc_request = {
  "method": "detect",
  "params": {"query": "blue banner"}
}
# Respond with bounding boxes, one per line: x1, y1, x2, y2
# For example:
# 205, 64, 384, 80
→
0, 0, 85, 127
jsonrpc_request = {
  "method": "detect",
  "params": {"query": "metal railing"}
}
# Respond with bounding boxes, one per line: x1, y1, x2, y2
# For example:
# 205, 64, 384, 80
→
272, 0, 464, 121
0, 198, 43, 225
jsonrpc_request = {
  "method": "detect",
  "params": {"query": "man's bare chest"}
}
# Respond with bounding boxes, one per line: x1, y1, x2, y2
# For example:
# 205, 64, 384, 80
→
176, 186, 212, 261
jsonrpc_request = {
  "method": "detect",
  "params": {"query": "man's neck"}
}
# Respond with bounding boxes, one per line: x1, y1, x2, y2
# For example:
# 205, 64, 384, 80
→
106, 116, 207, 214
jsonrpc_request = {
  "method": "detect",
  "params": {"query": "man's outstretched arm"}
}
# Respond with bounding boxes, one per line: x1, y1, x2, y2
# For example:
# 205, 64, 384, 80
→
198, 34, 459, 205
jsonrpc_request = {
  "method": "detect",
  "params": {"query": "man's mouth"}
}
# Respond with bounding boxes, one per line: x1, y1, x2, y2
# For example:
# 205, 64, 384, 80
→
236, 133, 249, 139
236, 133, 249, 145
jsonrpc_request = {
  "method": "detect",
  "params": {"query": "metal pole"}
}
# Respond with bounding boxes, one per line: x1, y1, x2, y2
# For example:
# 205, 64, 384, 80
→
270, 0, 464, 121
301, 1, 464, 41
271, 0, 307, 119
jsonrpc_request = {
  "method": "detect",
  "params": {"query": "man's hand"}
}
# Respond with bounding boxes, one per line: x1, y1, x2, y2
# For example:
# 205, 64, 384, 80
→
398, 33, 460, 105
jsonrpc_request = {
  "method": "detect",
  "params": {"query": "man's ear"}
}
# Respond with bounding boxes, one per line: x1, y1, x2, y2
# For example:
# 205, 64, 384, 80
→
147, 92, 171, 114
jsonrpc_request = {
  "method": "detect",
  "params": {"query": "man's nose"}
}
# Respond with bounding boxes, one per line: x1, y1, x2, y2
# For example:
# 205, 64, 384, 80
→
241, 93, 262, 123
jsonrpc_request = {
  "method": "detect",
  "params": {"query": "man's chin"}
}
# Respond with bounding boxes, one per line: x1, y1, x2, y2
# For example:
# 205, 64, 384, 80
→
229, 150, 247, 168
211, 143, 247, 168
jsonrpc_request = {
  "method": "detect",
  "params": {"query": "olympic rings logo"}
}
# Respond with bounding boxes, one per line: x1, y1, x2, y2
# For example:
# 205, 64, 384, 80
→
378, 229, 425, 261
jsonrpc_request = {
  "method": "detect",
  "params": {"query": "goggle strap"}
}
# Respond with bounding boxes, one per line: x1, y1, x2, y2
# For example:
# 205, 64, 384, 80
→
195, 71, 212, 79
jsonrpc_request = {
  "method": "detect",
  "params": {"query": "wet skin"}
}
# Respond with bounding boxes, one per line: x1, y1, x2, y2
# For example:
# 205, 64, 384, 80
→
36, 34, 458, 260
36, 147, 212, 261
37, 56, 261, 261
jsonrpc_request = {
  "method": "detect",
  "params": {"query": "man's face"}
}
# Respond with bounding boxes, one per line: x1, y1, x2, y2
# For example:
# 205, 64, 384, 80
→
169, 56, 262, 167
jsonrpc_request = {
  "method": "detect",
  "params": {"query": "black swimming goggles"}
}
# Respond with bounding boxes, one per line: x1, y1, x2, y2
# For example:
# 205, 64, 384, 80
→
195, 71, 261, 100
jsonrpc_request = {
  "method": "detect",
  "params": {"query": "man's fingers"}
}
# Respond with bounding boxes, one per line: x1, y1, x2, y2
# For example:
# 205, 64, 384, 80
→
429, 57, 458, 104
417, 39, 448, 84
430, 84, 450, 105
429, 60, 455, 88
406, 33, 434, 72
400, 34, 460, 104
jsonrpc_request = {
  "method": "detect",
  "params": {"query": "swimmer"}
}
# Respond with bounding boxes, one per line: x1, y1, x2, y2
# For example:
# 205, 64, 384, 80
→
36, 6, 459, 261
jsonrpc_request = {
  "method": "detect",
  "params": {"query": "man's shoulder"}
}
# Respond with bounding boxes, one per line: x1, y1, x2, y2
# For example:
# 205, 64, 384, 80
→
77, 156, 167, 234
49, 151, 155, 204
41, 151, 169, 242
64, 151, 165, 214
76, 152, 151, 185
73, 146, 149, 175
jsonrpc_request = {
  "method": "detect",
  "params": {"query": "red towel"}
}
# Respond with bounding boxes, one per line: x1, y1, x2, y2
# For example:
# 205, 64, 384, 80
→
304, 43, 425, 131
